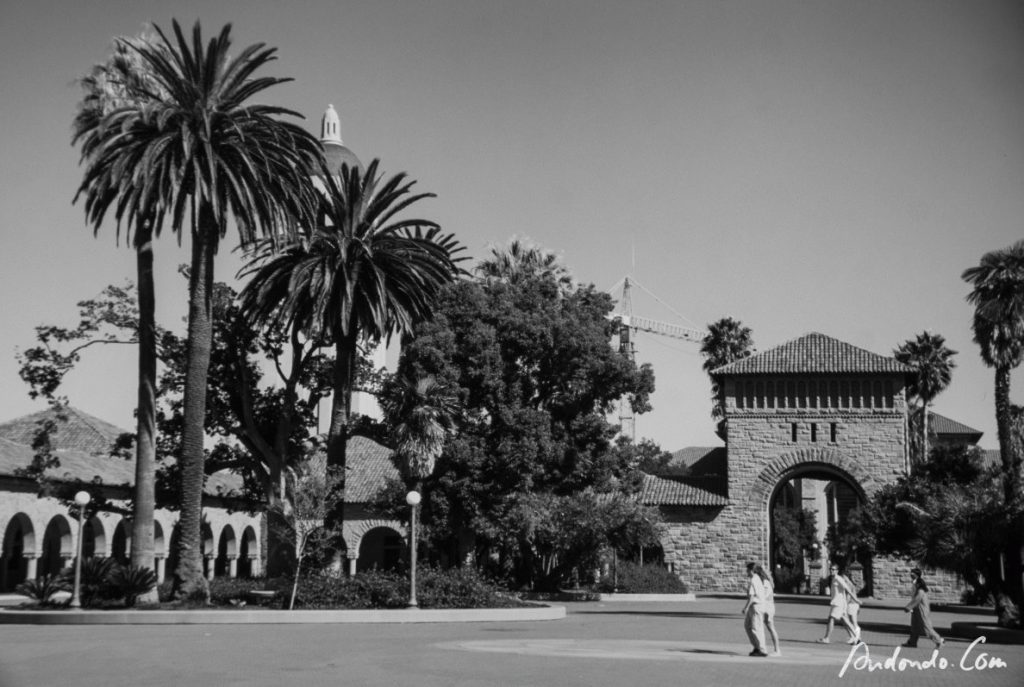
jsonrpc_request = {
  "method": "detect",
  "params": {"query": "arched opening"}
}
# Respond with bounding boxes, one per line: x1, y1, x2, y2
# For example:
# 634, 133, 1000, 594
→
40, 515, 73, 577
238, 526, 258, 579
767, 463, 870, 595
357, 527, 403, 573
82, 516, 106, 560
1, 514, 35, 592
215, 525, 236, 577
111, 520, 129, 565
201, 523, 214, 578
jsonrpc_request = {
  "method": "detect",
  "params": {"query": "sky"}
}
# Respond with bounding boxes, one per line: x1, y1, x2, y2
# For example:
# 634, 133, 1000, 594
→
1, 0, 1022, 451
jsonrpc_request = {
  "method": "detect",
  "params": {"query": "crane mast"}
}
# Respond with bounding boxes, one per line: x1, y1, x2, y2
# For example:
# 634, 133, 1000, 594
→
609, 276, 705, 442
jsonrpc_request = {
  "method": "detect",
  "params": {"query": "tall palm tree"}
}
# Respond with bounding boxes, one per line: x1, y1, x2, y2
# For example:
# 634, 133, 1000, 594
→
478, 239, 574, 295
239, 159, 465, 530
963, 239, 1024, 607
76, 20, 324, 600
963, 240, 1024, 501
700, 317, 754, 438
72, 34, 168, 598
381, 372, 460, 489
893, 331, 957, 468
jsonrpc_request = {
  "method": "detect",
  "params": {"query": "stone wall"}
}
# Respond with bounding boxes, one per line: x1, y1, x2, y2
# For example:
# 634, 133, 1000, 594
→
659, 373, 921, 598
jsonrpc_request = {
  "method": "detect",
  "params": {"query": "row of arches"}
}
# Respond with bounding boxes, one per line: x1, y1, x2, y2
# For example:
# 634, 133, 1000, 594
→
1, 511, 260, 592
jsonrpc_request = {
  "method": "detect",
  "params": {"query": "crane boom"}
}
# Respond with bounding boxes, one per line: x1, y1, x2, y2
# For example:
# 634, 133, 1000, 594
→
612, 314, 705, 343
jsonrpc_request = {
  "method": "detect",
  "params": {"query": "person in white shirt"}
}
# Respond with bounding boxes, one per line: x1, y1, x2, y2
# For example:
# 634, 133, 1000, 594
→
741, 561, 769, 657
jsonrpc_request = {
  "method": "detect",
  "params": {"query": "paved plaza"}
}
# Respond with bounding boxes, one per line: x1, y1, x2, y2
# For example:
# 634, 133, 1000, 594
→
0, 595, 1020, 687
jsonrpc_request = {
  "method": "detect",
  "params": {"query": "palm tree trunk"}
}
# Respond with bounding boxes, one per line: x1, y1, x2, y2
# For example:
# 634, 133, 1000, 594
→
324, 331, 357, 563
171, 205, 217, 602
131, 220, 158, 603
994, 366, 1024, 608
921, 404, 929, 469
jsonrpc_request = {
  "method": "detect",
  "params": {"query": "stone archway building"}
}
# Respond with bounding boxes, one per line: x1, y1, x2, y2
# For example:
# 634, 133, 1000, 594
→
649, 332, 962, 601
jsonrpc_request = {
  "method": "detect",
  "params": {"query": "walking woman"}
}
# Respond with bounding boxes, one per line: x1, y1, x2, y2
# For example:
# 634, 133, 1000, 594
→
741, 562, 769, 657
817, 563, 858, 643
841, 569, 862, 644
903, 568, 944, 649
754, 564, 781, 656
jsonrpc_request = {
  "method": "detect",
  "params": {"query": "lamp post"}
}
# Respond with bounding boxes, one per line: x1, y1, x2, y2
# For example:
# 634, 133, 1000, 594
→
406, 491, 421, 608
69, 491, 91, 610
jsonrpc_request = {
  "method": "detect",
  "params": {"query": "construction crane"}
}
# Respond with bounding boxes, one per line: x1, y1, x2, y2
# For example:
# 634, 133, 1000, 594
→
607, 276, 706, 442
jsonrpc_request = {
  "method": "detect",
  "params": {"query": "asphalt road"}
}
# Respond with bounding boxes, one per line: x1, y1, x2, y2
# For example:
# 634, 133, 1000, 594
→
0, 595, 1020, 687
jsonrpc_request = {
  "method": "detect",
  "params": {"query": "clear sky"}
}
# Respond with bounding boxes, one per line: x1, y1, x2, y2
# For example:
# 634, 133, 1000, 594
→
1, 0, 1021, 451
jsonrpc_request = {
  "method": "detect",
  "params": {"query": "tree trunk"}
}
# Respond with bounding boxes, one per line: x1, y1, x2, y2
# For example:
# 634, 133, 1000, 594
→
324, 332, 357, 561
994, 366, 1024, 609
131, 220, 158, 604
171, 205, 217, 602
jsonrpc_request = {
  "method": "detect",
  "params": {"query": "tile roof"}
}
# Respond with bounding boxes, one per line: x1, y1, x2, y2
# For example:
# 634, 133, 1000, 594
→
712, 332, 911, 376
638, 473, 728, 507
929, 412, 983, 439
0, 407, 242, 496
0, 406, 128, 453
668, 446, 727, 476
344, 435, 400, 503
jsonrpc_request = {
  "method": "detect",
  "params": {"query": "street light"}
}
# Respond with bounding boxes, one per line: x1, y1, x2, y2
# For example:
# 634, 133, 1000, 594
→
406, 491, 421, 608
69, 491, 91, 610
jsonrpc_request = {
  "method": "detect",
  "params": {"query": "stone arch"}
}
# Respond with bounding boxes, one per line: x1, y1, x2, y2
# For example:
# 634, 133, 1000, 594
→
238, 526, 258, 578
83, 515, 107, 559
40, 514, 74, 577
346, 518, 405, 561
215, 525, 236, 577
349, 521, 405, 573
751, 448, 873, 593
1, 513, 36, 592
747, 448, 874, 513
201, 522, 215, 578
111, 519, 130, 565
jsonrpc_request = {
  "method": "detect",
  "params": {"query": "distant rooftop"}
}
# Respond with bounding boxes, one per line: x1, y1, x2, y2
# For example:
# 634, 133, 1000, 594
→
713, 332, 910, 376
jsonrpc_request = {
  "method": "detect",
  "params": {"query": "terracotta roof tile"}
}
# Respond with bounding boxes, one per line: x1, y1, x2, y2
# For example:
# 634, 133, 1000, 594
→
713, 332, 910, 376
345, 435, 400, 503
929, 412, 982, 439
638, 473, 728, 506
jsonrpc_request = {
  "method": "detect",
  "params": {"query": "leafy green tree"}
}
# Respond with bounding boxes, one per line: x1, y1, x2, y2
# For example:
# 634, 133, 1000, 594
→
77, 20, 324, 600
700, 317, 754, 439
478, 239, 574, 295
894, 331, 957, 468
239, 160, 465, 536
963, 239, 1024, 608
392, 251, 656, 586
843, 444, 1019, 621
772, 506, 817, 593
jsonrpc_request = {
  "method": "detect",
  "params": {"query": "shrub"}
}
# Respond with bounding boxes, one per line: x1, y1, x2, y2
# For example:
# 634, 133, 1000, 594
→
598, 561, 688, 594
289, 566, 521, 610
109, 565, 159, 607
63, 557, 119, 607
208, 577, 267, 606
15, 574, 70, 606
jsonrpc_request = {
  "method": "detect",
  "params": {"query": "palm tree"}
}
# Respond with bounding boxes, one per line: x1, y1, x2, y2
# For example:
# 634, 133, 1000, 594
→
963, 239, 1024, 608
75, 20, 324, 600
963, 240, 1024, 502
72, 34, 169, 599
381, 372, 460, 489
478, 239, 574, 294
700, 317, 754, 438
893, 331, 957, 468
239, 159, 465, 529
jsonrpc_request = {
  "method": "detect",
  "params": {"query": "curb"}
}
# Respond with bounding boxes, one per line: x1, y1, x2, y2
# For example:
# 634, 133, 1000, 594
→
949, 621, 1024, 646
0, 604, 565, 625
598, 593, 697, 602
